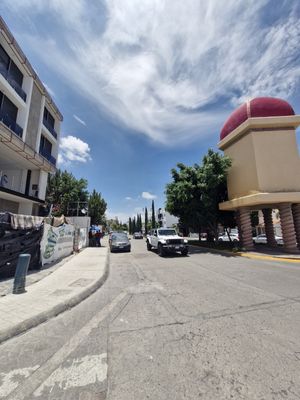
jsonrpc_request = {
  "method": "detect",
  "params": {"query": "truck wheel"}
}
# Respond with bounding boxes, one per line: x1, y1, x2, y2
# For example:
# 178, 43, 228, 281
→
147, 241, 152, 251
158, 243, 165, 257
181, 249, 188, 256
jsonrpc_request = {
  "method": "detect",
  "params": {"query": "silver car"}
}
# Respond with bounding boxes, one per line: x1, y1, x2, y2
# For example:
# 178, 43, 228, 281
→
110, 232, 131, 253
218, 233, 239, 242
253, 234, 283, 245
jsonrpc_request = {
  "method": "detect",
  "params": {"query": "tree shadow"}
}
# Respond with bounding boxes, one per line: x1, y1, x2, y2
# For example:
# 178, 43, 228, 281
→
188, 243, 238, 258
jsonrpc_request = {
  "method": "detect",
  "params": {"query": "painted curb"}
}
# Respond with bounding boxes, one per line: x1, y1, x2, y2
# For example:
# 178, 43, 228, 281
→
0, 250, 110, 345
189, 244, 300, 264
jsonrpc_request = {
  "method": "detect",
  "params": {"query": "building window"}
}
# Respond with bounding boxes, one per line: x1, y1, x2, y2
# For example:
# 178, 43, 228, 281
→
0, 45, 24, 87
43, 108, 55, 130
0, 91, 18, 123
0, 45, 10, 70
0, 90, 23, 137
39, 135, 52, 156
0, 91, 18, 122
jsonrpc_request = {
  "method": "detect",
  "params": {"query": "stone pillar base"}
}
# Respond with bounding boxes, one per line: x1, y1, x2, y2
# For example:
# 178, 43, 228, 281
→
239, 208, 254, 250
262, 208, 277, 247
235, 210, 243, 244
278, 203, 299, 253
292, 204, 300, 250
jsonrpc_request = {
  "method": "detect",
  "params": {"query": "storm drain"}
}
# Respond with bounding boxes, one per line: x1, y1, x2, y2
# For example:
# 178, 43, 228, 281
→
69, 278, 94, 287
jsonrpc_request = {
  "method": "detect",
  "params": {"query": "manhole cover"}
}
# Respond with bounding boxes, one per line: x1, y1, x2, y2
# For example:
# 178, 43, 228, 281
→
69, 279, 93, 287
51, 289, 72, 296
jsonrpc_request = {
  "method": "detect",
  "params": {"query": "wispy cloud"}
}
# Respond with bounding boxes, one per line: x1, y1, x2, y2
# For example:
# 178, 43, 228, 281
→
43, 82, 55, 98
142, 191, 157, 200
58, 135, 91, 165
73, 114, 86, 126
5, 0, 300, 144
125, 196, 132, 201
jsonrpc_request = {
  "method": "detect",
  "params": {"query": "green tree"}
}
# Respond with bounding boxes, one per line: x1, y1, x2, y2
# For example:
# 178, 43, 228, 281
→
132, 217, 136, 233
46, 170, 89, 216
129, 217, 132, 234
108, 217, 125, 231
88, 189, 107, 225
151, 200, 156, 229
165, 149, 232, 241
144, 207, 148, 235
136, 214, 142, 231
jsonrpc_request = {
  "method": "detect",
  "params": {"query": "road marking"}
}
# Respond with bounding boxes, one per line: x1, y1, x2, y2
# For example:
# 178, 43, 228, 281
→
33, 354, 107, 397
8, 291, 129, 400
0, 366, 39, 398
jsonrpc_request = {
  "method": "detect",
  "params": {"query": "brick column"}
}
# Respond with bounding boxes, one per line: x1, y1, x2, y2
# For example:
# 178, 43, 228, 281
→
262, 208, 277, 247
278, 203, 298, 253
292, 204, 300, 249
235, 210, 243, 244
239, 208, 254, 250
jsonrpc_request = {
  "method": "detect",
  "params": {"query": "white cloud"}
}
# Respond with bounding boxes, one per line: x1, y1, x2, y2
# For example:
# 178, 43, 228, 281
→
125, 196, 132, 200
106, 210, 130, 223
58, 135, 91, 165
5, 1, 300, 144
73, 114, 86, 126
142, 191, 157, 200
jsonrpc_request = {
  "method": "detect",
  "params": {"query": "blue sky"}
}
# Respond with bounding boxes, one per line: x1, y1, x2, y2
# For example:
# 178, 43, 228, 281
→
1, 0, 300, 221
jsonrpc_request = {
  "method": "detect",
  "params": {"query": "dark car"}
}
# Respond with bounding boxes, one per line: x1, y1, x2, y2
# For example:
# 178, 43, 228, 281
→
110, 232, 131, 253
133, 232, 143, 239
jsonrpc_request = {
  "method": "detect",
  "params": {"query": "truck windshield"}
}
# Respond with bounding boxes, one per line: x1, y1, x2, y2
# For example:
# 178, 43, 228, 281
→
158, 229, 176, 236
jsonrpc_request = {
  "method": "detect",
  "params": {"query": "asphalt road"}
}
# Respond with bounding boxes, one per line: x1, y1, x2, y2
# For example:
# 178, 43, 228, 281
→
1, 238, 300, 399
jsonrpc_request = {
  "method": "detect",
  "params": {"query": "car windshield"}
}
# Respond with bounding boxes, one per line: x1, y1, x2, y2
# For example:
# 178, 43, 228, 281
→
158, 229, 177, 236
112, 234, 128, 241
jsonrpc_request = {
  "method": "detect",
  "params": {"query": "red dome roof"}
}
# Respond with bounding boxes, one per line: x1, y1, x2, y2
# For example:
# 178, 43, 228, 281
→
220, 97, 295, 140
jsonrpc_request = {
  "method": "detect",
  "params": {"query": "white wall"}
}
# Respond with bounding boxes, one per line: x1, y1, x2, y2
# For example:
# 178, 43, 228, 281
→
0, 169, 23, 192
38, 170, 48, 200
35, 95, 45, 152
18, 201, 33, 215
21, 76, 34, 142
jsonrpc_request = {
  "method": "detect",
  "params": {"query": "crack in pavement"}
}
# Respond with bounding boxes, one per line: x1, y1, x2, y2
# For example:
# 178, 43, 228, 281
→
108, 295, 299, 335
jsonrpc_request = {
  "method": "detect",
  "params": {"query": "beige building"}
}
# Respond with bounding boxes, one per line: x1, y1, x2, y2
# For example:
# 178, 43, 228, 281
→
0, 17, 62, 215
218, 97, 300, 253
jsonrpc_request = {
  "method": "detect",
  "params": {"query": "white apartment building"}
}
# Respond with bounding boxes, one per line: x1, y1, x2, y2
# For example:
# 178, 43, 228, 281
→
157, 208, 179, 228
0, 17, 62, 215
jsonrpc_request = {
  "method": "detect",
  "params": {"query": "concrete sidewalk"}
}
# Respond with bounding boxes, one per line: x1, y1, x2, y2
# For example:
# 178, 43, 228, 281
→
0, 247, 109, 344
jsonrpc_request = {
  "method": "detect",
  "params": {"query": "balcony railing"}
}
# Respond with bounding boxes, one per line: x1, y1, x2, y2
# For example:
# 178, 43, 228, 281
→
42, 118, 58, 139
39, 148, 56, 166
0, 109, 23, 138
0, 64, 27, 102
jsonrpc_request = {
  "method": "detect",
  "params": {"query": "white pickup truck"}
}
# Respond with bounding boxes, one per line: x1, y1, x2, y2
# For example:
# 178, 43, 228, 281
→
146, 228, 189, 257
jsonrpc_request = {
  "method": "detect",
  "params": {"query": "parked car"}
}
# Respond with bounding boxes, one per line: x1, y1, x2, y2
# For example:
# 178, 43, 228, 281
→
110, 232, 131, 252
133, 232, 143, 239
218, 233, 239, 242
253, 234, 283, 245
146, 228, 188, 256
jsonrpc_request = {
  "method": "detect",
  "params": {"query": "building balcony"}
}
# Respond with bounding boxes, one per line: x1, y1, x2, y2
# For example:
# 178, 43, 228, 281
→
42, 118, 58, 139
0, 64, 27, 102
0, 110, 23, 138
39, 148, 56, 166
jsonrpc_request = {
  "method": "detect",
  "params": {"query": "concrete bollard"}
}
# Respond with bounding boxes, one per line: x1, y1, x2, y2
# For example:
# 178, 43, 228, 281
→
13, 254, 31, 294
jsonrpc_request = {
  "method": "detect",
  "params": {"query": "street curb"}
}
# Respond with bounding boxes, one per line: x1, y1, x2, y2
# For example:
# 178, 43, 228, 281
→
189, 244, 300, 264
0, 250, 110, 345
189, 244, 239, 257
